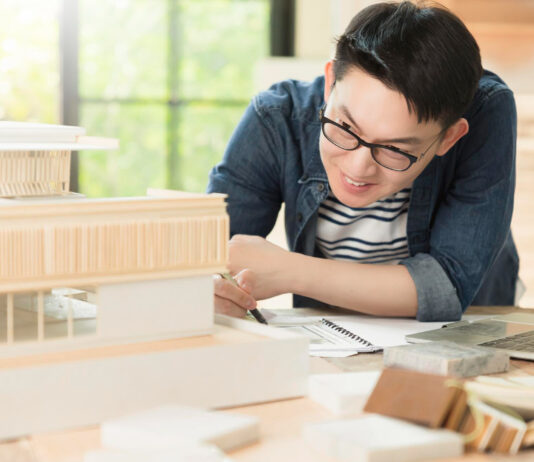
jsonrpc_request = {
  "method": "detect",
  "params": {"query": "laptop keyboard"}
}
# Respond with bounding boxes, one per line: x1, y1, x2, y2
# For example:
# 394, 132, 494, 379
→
479, 330, 534, 352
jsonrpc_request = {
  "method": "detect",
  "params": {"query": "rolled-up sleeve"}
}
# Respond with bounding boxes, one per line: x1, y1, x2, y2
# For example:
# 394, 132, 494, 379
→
402, 253, 462, 321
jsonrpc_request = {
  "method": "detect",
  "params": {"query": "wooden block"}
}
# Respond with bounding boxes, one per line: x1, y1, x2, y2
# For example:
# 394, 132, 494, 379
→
522, 421, 534, 448
363, 368, 460, 428
383, 341, 509, 377
468, 414, 497, 451
487, 421, 506, 452
444, 388, 468, 431
464, 399, 528, 455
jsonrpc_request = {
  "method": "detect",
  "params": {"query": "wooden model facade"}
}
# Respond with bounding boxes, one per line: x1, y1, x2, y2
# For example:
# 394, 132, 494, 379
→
0, 192, 229, 347
0, 123, 229, 348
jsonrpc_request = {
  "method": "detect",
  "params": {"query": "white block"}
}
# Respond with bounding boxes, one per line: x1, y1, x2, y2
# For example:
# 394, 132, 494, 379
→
98, 276, 214, 341
0, 319, 308, 439
101, 405, 258, 452
85, 445, 231, 462
304, 414, 463, 462
308, 371, 381, 415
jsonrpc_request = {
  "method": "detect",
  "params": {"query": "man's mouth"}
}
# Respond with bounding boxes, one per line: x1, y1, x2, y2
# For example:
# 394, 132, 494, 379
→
344, 175, 371, 187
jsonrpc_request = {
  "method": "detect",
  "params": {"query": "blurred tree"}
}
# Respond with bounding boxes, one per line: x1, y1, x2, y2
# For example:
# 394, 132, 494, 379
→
0, 0, 270, 197
0, 0, 60, 123
78, 0, 270, 196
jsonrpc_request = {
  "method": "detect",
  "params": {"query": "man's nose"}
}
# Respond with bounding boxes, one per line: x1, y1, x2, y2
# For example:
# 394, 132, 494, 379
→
350, 144, 377, 176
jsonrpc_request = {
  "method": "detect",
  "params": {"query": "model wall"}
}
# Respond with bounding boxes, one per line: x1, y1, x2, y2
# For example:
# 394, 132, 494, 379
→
0, 215, 228, 290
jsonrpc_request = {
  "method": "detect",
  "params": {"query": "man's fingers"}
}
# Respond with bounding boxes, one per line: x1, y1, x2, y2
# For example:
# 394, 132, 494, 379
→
214, 296, 248, 318
213, 275, 257, 310
234, 269, 256, 295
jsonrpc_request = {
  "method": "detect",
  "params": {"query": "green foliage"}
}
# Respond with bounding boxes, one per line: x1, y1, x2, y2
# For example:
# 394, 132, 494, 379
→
79, 0, 269, 196
79, 103, 167, 197
0, 0, 60, 123
0, 0, 269, 197
79, 0, 167, 99
174, 103, 247, 191
179, 0, 269, 100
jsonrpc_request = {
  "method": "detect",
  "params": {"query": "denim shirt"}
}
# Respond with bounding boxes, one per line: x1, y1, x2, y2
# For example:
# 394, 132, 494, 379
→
207, 70, 518, 322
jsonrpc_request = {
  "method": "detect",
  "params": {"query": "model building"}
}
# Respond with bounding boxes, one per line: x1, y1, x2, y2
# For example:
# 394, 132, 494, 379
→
0, 122, 307, 440
0, 122, 227, 347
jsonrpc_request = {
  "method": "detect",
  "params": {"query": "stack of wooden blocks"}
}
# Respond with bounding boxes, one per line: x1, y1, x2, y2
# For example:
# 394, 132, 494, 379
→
365, 341, 534, 455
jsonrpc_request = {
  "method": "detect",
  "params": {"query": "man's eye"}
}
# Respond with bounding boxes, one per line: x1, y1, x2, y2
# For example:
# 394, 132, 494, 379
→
376, 147, 407, 160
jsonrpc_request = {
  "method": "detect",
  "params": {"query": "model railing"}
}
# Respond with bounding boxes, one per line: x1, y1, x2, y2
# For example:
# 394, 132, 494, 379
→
0, 195, 229, 292
0, 150, 71, 196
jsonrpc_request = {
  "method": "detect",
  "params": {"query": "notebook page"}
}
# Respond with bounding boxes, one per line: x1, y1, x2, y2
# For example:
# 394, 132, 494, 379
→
263, 309, 444, 348
261, 309, 496, 354
325, 315, 445, 347
264, 311, 380, 357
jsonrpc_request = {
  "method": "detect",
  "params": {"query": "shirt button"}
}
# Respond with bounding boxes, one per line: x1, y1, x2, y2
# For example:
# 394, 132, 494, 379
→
297, 212, 303, 222
317, 183, 325, 192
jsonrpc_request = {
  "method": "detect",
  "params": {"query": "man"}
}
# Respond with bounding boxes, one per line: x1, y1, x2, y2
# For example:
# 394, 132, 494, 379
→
207, 1, 518, 322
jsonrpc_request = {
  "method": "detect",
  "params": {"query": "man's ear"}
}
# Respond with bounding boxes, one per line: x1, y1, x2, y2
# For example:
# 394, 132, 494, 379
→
435, 118, 469, 157
324, 60, 336, 102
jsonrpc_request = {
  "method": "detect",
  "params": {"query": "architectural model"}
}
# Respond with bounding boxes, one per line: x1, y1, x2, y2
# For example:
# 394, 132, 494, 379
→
0, 122, 308, 440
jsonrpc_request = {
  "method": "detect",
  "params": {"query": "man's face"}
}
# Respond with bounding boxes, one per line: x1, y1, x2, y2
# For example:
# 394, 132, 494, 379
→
319, 66, 445, 208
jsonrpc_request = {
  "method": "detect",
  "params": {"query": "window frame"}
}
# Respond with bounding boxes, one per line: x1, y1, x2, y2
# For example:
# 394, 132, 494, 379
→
59, 0, 295, 193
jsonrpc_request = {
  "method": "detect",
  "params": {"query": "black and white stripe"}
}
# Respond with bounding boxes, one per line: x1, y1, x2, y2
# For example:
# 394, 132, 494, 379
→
316, 188, 411, 264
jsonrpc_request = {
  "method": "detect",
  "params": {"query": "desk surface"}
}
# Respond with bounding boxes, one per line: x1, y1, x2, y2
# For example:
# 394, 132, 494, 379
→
2, 306, 534, 462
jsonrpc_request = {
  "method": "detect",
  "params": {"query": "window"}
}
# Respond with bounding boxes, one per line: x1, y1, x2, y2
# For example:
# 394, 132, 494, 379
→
1, 1, 294, 196
0, 1, 60, 123
77, 0, 272, 196
0, 288, 97, 343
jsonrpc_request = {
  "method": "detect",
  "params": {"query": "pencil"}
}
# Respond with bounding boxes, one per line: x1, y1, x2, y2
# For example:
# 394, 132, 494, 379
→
219, 272, 268, 325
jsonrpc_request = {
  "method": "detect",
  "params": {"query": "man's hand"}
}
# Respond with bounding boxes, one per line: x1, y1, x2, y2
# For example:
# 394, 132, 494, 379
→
213, 269, 257, 318
227, 234, 293, 300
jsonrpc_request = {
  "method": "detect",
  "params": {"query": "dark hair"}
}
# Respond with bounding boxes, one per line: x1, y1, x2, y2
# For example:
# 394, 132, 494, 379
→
333, 1, 483, 128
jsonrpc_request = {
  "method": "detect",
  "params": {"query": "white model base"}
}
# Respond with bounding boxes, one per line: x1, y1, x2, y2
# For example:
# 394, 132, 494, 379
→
304, 414, 463, 462
98, 275, 215, 341
84, 446, 231, 462
100, 405, 259, 452
0, 316, 309, 440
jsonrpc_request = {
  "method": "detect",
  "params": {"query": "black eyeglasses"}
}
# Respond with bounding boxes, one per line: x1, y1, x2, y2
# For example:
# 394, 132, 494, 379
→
319, 103, 442, 172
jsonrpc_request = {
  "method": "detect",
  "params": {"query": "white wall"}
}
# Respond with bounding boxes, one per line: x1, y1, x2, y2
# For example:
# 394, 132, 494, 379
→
295, 0, 379, 58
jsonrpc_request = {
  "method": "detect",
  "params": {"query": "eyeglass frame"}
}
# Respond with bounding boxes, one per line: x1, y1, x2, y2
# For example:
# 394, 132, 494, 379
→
319, 103, 444, 172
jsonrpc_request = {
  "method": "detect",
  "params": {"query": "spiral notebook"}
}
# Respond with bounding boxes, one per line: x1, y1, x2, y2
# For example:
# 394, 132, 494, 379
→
261, 308, 457, 358
270, 317, 382, 357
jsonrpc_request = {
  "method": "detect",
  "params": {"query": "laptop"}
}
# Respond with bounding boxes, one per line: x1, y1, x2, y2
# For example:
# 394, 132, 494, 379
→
406, 312, 534, 361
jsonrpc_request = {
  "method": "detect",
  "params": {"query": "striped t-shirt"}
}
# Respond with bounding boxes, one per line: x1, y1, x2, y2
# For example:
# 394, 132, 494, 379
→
316, 188, 411, 265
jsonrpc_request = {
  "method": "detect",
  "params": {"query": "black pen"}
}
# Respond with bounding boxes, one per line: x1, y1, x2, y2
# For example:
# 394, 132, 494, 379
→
219, 272, 268, 325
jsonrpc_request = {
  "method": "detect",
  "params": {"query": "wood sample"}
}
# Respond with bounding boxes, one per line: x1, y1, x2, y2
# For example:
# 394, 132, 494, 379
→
363, 368, 461, 428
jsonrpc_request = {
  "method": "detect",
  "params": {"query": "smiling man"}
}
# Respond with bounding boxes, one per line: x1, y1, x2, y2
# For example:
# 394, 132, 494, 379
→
207, 1, 518, 322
